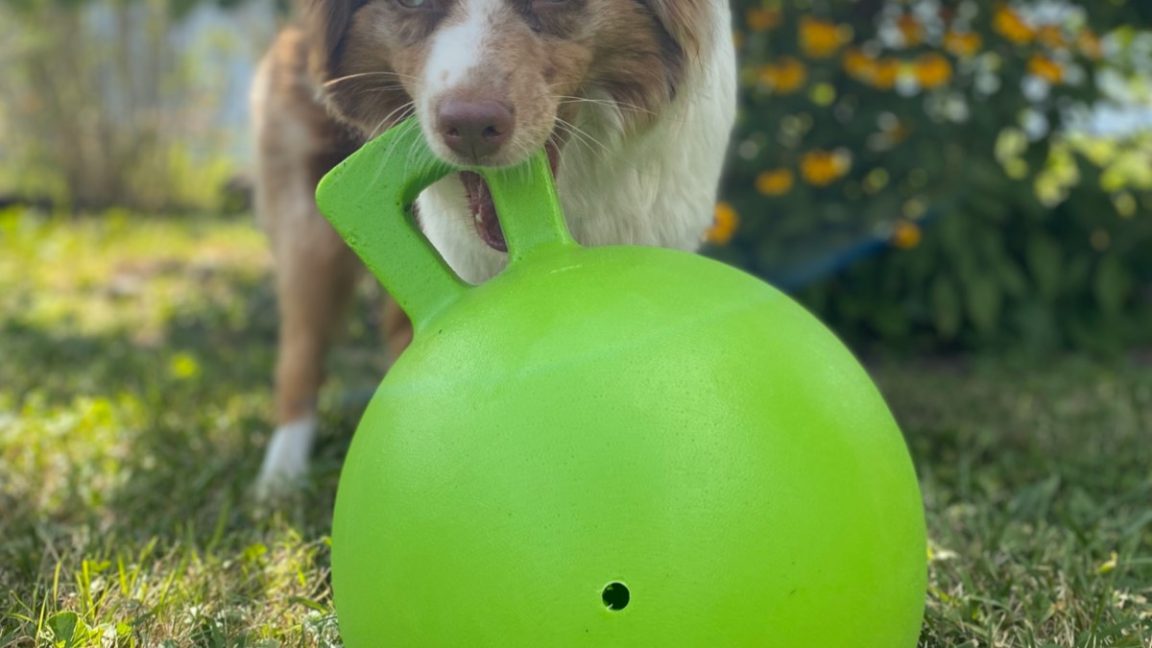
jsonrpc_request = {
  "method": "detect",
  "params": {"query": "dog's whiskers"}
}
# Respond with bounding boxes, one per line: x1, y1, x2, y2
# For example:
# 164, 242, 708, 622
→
368, 104, 417, 185
554, 118, 610, 160
549, 91, 656, 119
371, 112, 419, 187
369, 102, 417, 139
323, 70, 420, 88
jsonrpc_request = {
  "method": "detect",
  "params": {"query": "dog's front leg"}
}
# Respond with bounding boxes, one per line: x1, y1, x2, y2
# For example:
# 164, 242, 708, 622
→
256, 208, 361, 498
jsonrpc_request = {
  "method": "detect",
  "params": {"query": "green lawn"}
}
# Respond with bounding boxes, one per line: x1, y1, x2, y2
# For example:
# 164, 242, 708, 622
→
1, 210, 1149, 647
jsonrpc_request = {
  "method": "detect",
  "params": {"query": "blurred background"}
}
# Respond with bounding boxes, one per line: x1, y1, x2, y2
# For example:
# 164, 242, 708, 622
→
1, 0, 1149, 353
1, 1, 1150, 646
714, 0, 1152, 355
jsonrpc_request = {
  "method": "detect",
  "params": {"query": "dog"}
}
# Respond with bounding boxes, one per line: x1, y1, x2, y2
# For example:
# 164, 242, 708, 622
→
250, 0, 737, 495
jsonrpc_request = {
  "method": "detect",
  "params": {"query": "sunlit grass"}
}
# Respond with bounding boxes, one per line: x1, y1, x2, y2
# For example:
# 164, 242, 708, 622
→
0, 209, 372, 646
1, 209, 1149, 646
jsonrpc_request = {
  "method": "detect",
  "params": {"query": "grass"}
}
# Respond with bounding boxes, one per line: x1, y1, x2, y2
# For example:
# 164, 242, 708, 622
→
0, 209, 1149, 647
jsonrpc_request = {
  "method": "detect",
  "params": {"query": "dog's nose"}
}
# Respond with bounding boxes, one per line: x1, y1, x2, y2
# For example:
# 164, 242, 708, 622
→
438, 100, 514, 161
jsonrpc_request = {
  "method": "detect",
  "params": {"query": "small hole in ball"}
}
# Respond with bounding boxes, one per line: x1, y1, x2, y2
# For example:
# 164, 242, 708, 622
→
602, 582, 630, 611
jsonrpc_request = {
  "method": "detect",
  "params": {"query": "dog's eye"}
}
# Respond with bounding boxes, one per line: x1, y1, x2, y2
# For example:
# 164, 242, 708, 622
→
396, 0, 430, 8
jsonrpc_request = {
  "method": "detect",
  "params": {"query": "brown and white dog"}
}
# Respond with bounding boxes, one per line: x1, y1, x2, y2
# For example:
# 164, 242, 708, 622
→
250, 0, 737, 494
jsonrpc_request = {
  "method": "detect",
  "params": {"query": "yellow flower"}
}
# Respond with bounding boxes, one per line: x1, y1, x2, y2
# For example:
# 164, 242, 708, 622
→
1078, 30, 1103, 60
1036, 25, 1066, 49
994, 6, 1034, 45
756, 169, 795, 196
801, 150, 852, 187
800, 17, 848, 58
873, 58, 901, 90
758, 57, 808, 94
897, 14, 924, 47
1029, 55, 1063, 84
842, 49, 899, 90
915, 53, 954, 89
891, 221, 922, 250
708, 202, 740, 245
843, 48, 872, 79
746, 7, 782, 32
944, 31, 983, 58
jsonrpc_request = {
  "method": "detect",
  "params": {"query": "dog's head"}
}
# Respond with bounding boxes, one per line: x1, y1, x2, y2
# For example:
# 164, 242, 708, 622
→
305, 0, 711, 250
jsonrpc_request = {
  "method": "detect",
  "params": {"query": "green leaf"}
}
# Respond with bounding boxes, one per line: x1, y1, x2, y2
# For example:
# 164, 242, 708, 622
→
996, 258, 1029, 298
932, 276, 962, 340
1026, 236, 1063, 300
46, 612, 78, 646
964, 275, 1003, 337
289, 596, 330, 613
1013, 301, 1061, 352
1094, 254, 1130, 316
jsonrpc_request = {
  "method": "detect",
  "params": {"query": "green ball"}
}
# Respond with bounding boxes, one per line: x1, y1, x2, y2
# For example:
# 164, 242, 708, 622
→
319, 120, 926, 647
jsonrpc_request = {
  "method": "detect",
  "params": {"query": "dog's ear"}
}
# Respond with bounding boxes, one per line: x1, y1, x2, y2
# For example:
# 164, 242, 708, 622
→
643, 0, 712, 59
303, 0, 360, 77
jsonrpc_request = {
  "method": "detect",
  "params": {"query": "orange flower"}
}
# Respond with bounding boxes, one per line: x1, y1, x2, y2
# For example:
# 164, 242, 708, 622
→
758, 57, 808, 94
843, 48, 872, 78
755, 169, 795, 196
897, 14, 924, 47
891, 221, 922, 249
915, 53, 953, 89
944, 31, 983, 58
708, 202, 740, 245
800, 17, 848, 58
746, 7, 782, 32
1028, 55, 1063, 84
873, 58, 901, 90
800, 150, 851, 187
1078, 30, 1103, 60
842, 49, 900, 90
994, 6, 1034, 44
1036, 25, 1066, 49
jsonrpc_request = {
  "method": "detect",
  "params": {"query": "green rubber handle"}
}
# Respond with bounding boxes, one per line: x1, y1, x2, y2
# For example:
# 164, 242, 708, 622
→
315, 118, 577, 330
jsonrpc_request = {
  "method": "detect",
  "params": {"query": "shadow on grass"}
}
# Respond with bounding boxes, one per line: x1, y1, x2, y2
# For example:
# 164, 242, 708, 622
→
0, 266, 388, 566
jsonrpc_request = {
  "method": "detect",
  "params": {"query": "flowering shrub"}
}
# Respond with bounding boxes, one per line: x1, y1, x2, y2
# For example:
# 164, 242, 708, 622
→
713, 0, 1152, 352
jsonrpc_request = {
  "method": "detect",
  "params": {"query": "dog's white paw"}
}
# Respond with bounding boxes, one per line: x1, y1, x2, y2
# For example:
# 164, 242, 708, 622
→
254, 415, 318, 500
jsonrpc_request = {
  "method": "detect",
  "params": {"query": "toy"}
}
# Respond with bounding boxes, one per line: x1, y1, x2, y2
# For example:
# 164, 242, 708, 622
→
317, 119, 927, 646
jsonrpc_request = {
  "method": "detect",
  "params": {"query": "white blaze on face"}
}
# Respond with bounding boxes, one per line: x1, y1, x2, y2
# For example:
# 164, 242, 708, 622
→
420, 0, 503, 128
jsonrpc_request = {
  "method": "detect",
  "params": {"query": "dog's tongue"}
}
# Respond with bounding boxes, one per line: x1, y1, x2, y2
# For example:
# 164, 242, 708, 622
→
462, 144, 560, 253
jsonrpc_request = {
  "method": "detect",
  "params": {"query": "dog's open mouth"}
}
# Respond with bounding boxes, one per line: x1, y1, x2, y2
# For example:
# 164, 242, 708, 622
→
459, 141, 561, 252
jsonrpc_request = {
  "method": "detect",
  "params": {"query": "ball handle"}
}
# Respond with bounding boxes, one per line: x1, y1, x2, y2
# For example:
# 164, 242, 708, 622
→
315, 118, 576, 331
